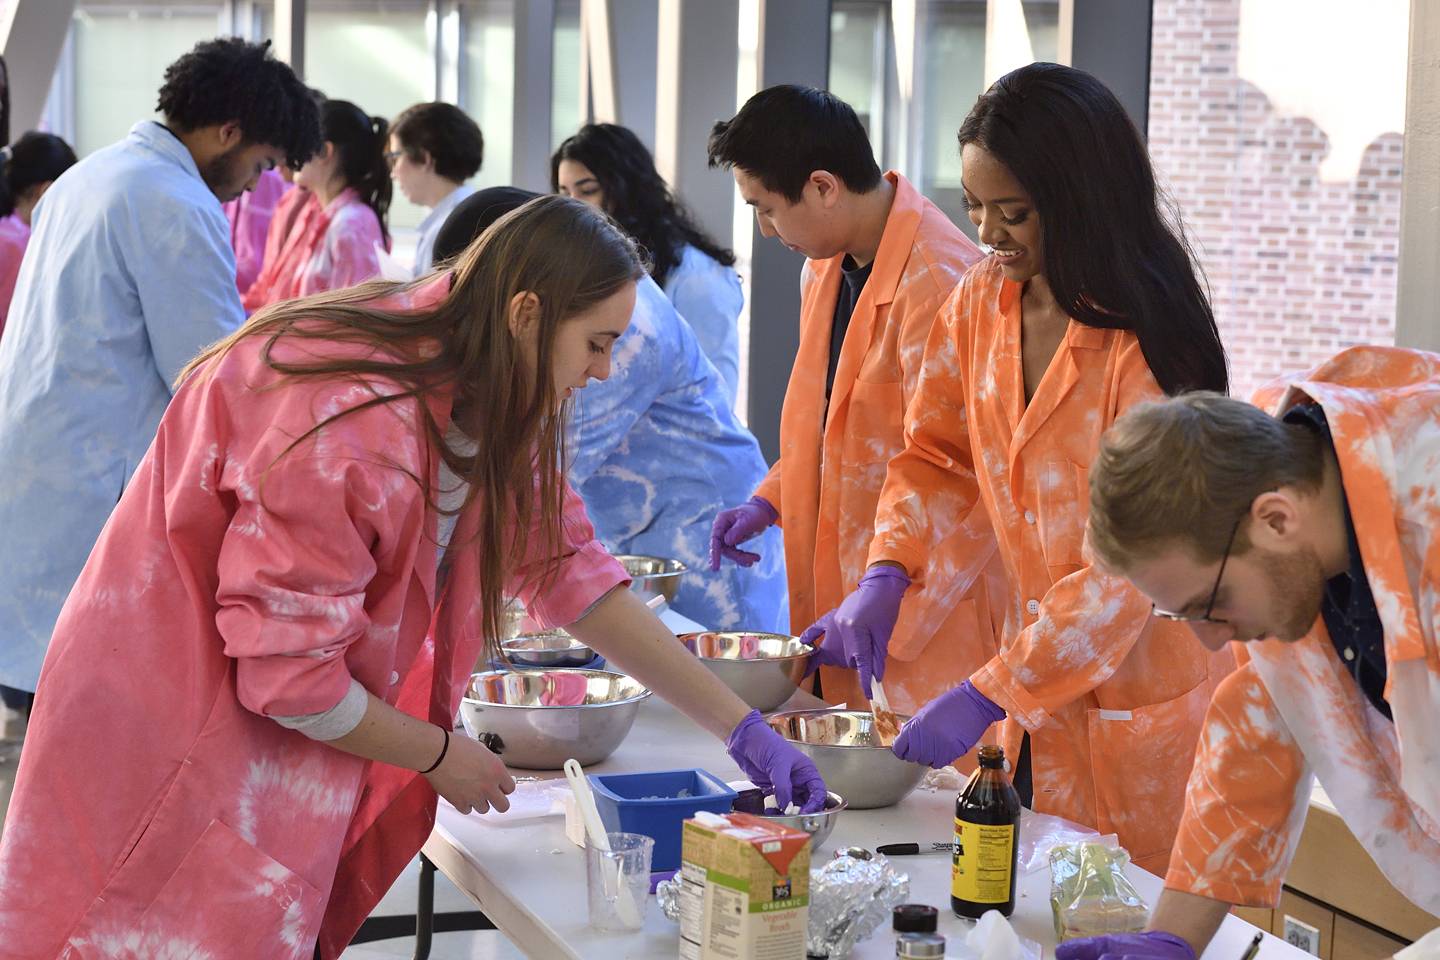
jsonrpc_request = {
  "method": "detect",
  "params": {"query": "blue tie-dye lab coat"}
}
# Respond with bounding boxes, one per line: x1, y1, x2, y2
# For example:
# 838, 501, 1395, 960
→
0, 121, 246, 691
569, 278, 787, 632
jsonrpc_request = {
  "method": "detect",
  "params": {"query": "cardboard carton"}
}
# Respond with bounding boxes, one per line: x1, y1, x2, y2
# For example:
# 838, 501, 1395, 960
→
677, 811, 810, 960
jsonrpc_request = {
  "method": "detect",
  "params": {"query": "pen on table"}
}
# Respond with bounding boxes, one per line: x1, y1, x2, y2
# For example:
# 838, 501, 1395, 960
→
875, 841, 953, 856
1238, 931, 1263, 960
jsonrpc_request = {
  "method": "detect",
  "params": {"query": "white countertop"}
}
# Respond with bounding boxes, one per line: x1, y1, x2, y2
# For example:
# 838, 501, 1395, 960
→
423, 692, 1309, 960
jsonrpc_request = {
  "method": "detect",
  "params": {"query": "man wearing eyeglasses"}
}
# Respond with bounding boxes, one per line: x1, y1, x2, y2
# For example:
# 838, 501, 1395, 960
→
1060, 344, 1440, 960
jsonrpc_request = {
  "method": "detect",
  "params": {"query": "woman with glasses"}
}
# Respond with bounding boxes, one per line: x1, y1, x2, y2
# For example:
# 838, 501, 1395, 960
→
243, 99, 390, 311
810, 63, 1235, 874
387, 101, 483, 276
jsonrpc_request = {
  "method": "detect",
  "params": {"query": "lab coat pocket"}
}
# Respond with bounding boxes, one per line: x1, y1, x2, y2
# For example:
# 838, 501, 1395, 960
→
843, 379, 905, 464
1037, 460, 1088, 579
67, 819, 324, 959
1085, 677, 1214, 873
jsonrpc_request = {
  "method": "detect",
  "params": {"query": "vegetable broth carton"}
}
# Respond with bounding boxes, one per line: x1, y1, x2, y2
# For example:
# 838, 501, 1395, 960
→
677, 811, 810, 960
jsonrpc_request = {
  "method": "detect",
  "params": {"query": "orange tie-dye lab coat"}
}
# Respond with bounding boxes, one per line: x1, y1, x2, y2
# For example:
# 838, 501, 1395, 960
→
1166, 345, 1440, 914
0, 279, 628, 959
869, 257, 1234, 873
754, 171, 1005, 716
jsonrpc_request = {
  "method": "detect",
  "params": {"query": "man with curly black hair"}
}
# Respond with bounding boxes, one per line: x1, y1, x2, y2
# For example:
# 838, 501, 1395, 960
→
0, 38, 320, 707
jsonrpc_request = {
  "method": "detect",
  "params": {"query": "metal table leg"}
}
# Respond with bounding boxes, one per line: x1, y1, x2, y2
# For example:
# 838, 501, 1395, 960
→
413, 852, 435, 960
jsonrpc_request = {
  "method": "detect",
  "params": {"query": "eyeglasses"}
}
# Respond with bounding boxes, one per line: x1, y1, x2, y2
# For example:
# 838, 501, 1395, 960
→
384, 150, 404, 169
1151, 518, 1241, 625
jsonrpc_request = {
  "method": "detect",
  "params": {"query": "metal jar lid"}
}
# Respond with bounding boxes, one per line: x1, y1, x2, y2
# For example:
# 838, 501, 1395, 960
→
896, 932, 947, 958
892, 903, 940, 933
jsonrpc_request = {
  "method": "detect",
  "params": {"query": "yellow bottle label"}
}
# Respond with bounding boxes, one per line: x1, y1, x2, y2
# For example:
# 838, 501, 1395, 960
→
951, 818, 1015, 903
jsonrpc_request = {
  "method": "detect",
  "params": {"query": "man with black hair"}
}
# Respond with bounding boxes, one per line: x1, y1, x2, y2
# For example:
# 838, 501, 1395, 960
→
0, 38, 321, 701
707, 85, 1005, 731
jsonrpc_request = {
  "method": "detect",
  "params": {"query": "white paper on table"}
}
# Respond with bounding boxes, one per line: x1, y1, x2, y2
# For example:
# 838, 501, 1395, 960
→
656, 603, 708, 635
442, 779, 568, 826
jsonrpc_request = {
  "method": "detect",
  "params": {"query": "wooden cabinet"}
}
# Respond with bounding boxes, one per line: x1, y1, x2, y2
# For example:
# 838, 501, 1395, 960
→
1332, 916, 1407, 960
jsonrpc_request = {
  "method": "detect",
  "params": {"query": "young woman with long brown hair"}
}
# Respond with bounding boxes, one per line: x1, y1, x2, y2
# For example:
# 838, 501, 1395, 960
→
0, 196, 824, 959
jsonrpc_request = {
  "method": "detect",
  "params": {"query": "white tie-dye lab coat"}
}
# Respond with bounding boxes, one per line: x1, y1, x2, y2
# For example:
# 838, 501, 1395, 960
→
0, 282, 628, 958
0, 120, 246, 693
569, 277, 787, 632
1166, 345, 1440, 916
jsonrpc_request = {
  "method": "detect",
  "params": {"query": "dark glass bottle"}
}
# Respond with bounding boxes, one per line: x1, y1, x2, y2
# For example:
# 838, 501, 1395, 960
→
951, 744, 1021, 918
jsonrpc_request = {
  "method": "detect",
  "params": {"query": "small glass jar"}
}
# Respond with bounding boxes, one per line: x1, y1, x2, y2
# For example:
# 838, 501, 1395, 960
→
896, 932, 947, 958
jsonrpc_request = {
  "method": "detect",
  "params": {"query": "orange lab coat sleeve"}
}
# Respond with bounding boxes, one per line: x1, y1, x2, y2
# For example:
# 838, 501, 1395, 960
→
754, 458, 783, 520
969, 339, 1166, 726
882, 272, 997, 647
867, 277, 986, 582
1165, 650, 1312, 906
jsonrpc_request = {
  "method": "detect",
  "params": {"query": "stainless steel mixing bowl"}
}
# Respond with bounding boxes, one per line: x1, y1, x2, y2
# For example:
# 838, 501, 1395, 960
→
615, 554, 687, 604
500, 630, 594, 668
459, 669, 651, 769
758, 791, 848, 850
764, 709, 925, 809
679, 632, 812, 712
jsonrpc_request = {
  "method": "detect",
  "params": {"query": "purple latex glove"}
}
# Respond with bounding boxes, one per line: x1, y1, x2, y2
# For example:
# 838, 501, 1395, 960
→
1056, 932, 1196, 960
725, 709, 828, 813
892, 680, 1006, 768
801, 631, 849, 678
798, 565, 910, 699
709, 496, 778, 570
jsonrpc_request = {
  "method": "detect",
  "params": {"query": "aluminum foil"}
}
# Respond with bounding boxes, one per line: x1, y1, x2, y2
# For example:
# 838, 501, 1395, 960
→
808, 847, 911, 958
657, 847, 910, 959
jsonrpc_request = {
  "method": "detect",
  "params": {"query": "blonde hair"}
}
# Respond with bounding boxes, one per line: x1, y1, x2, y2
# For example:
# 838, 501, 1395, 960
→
1088, 392, 1324, 570
182, 196, 645, 660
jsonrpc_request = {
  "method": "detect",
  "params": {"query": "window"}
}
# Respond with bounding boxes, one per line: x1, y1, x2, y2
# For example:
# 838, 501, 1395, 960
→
1149, 0, 1407, 397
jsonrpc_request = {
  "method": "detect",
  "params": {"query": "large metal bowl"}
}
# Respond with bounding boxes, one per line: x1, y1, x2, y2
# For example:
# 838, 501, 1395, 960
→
615, 554, 687, 604
679, 632, 812, 712
765, 710, 926, 809
500, 630, 593, 668
759, 791, 848, 850
459, 669, 651, 770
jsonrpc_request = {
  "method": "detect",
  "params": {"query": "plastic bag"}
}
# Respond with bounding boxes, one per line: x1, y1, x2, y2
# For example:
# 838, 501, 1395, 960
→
942, 910, 1043, 960
1018, 809, 1118, 874
1049, 840, 1149, 940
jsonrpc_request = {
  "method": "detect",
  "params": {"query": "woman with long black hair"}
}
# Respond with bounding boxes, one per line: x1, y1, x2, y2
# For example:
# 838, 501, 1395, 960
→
553, 123, 743, 402
244, 98, 390, 310
808, 62, 1235, 874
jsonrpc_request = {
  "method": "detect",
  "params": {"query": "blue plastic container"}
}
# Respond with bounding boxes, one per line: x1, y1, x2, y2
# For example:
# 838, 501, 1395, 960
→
588, 768, 737, 871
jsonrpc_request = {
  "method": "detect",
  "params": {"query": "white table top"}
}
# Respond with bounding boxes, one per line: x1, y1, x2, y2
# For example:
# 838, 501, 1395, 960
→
423, 692, 1308, 960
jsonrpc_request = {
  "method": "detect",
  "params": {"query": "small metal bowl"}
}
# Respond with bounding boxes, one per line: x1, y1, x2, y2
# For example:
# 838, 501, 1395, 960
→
751, 791, 848, 850
679, 632, 813, 712
500, 630, 594, 668
765, 710, 925, 809
459, 669, 651, 770
615, 554, 687, 604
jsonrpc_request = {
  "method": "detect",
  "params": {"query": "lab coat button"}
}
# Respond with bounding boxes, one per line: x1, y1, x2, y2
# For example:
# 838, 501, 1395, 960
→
1026, 599, 1040, 615
1024, 510, 1036, 524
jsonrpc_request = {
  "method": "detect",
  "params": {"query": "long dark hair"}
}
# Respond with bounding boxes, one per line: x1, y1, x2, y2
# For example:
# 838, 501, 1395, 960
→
182, 197, 645, 660
321, 99, 392, 243
959, 62, 1227, 395
0, 132, 76, 218
551, 123, 733, 287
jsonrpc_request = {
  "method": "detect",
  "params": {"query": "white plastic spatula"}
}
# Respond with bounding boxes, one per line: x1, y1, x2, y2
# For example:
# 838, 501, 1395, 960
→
870, 678, 900, 748
563, 758, 643, 927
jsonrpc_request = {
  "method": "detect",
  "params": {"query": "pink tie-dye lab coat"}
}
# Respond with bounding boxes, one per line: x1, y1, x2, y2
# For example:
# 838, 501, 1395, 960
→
0, 281, 628, 959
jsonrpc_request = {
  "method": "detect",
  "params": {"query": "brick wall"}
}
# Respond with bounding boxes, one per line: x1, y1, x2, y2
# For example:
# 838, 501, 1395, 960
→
1148, 0, 1402, 400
